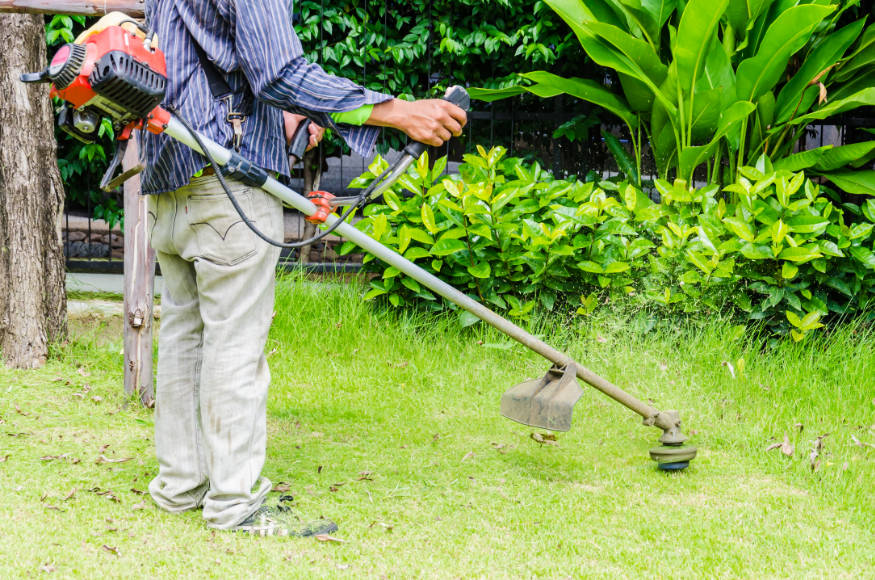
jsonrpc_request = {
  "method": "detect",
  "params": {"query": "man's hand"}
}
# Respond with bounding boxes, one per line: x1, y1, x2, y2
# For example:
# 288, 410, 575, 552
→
367, 99, 467, 147
283, 112, 324, 151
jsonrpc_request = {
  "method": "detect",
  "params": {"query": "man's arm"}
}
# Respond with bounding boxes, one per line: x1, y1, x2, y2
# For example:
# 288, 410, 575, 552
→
232, 0, 465, 151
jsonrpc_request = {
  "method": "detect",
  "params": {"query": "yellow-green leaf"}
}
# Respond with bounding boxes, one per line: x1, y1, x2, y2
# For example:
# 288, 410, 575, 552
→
421, 204, 438, 234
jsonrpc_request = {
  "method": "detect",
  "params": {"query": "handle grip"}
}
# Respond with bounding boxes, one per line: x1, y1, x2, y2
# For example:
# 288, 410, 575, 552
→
287, 118, 312, 163
20, 69, 52, 83
404, 85, 470, 158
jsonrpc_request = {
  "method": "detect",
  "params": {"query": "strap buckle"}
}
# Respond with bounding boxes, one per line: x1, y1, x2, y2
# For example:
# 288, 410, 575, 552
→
222, 95, 246, 151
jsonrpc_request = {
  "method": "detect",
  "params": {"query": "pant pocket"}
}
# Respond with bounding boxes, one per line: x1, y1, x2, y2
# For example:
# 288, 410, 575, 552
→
147, 193, 163, 253
187, 190, 257, 266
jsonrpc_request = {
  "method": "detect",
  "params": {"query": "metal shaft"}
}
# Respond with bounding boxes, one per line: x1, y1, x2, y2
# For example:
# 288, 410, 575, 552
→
164, 117, 674, 431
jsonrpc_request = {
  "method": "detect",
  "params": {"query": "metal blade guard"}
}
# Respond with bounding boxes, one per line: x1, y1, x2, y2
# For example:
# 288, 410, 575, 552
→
501, 363, 583, 432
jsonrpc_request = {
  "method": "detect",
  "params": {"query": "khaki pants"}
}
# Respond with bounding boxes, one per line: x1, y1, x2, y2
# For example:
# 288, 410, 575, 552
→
146, 175, 283, 528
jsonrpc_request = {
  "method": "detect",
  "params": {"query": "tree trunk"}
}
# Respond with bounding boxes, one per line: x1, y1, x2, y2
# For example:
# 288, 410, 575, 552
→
0, 13, 66, 369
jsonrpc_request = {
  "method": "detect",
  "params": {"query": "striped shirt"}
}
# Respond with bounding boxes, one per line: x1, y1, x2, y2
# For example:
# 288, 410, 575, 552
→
140, 0, 392, 195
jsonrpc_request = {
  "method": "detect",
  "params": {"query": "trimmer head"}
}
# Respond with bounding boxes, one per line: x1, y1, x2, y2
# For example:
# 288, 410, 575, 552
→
501, 363, 583, 432
649, 445, 698, 471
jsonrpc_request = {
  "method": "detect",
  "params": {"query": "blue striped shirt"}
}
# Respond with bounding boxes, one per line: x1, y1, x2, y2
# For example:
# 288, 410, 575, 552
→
140, 0, 393, 195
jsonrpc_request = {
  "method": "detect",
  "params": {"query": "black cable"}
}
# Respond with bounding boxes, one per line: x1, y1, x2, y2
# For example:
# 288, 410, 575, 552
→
167, 107, 377, 249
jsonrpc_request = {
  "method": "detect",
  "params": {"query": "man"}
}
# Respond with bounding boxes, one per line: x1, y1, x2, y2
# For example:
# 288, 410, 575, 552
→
141, 0, 466, 536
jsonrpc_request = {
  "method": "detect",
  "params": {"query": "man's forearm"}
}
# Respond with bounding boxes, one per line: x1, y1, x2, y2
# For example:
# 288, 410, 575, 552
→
367, 99, 467, 147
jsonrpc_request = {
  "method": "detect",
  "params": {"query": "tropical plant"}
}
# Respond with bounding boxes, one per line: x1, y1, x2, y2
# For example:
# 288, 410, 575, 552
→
470, 0, 875, 192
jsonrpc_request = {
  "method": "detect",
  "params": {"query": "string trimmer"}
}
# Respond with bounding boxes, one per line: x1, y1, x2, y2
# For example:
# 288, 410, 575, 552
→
22, 17, 697, 470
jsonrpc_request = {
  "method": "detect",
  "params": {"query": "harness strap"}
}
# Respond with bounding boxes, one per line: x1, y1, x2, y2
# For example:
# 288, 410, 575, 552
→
192, 39, 251, 151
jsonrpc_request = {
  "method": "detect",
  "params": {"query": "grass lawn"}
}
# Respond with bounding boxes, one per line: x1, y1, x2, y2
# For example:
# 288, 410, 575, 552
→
1, 274, 873, 578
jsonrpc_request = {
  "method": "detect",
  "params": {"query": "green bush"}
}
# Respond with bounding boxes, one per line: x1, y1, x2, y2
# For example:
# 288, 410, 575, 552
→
296, 0, 585, 156
346, 147, 875, 339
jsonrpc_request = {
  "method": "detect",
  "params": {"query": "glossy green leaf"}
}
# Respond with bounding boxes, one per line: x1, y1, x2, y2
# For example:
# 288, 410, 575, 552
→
821, 171, 875, 195
779, 246, 823, 263
674, 0, 729, 100
403, 247, 431, 261
789, 87, 875, 126
421, 204, 439, 234
467, 262, 492, 278
774, 18, 865, 123
430, 238, 467, 256
518, 71, 639, 129
736, 5, 835, 102
775, 142, 875, 173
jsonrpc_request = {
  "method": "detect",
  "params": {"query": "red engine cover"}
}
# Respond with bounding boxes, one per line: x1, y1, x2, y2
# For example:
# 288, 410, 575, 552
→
51, 27, 167, 112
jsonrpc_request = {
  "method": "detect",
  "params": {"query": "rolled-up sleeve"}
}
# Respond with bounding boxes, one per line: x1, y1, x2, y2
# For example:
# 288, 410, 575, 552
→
232, 0, 392, 155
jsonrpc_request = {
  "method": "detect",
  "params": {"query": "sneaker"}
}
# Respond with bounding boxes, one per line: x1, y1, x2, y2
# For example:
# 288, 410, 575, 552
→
233, 505, 338, 537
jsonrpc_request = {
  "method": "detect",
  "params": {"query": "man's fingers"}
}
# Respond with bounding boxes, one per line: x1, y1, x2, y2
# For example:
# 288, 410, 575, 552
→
443, 102, 467, 128
436, 127, 452, 144
443, 117, 463, 138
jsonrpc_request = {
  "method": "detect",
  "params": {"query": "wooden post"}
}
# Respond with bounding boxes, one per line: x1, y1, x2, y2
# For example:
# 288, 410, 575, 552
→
0, 1, 143, 16
122, 140, 155, 407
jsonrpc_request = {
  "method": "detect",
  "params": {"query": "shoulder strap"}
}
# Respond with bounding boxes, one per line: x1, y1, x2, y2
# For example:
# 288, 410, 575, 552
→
192, 39, 232, 101
191, 36, 252, 150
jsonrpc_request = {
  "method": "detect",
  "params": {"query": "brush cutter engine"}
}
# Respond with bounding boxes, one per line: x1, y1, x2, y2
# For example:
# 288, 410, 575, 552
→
22, 25, 169, 143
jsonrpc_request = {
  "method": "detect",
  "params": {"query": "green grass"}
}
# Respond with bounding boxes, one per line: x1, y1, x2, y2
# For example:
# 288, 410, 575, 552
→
2, 273, 873, 578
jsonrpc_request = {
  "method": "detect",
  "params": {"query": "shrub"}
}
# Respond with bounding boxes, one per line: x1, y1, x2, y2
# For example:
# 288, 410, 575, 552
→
346, 147, 875, 339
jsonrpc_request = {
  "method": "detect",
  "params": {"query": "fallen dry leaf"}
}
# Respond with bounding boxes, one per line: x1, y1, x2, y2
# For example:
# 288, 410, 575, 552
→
130, 488, 145, 495
368, 521, 393, 532
721, 360, 736, 379
39, 562, 56, 573
810, 433, 829, 472
314, 534, 345, 543
596, 335, 607, 343
851, 435, 875, 449
0, 455, 9, 463
44, 505, 65, 512
780, 434, 794, 457
89, 488, 121, 503
132, 501, 147, 510
357, 471, 373, 481
271, 482, 292, 492
91, 396, 103, 404
530, 432, 559, 446
461, 451, 475, 462
15, 405, 30, 417
77, 367, 91, 377
95, 455, 133, 465
101, 545, 120, 556
63, 489, 76, 501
